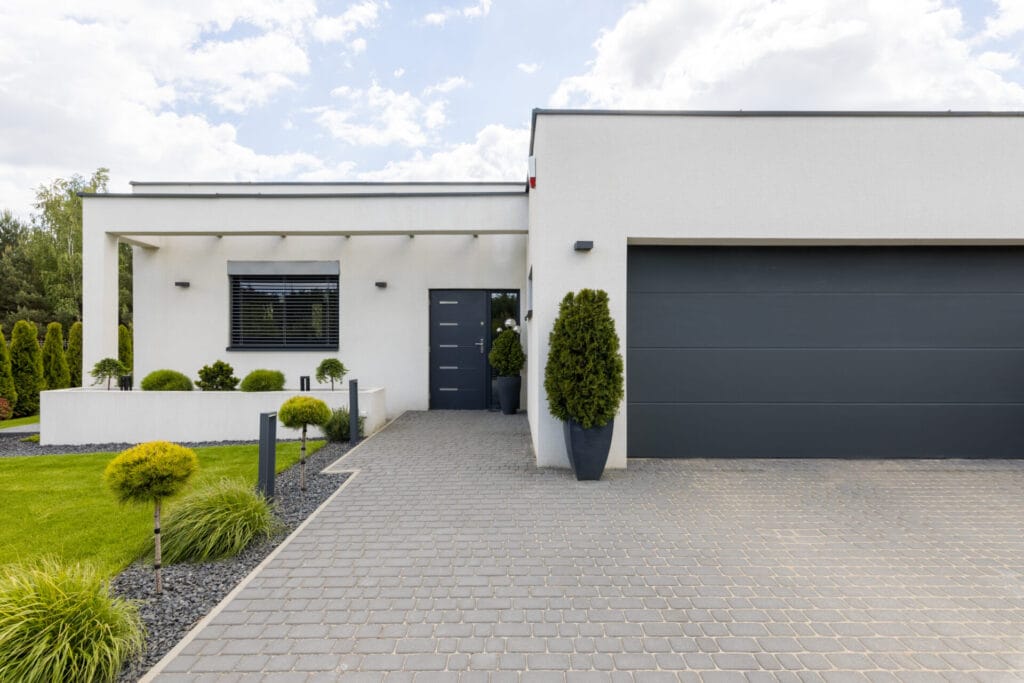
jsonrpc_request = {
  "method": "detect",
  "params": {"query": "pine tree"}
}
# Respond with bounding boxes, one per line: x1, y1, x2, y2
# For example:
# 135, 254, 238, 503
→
41, 322, 70, 390
118, 324, 132, 373
66, 321, 83, 387
9, 320, 44, 417
0, 326, 17, 409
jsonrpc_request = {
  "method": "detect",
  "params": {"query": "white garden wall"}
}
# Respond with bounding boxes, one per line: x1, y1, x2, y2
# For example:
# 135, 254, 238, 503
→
40, 387, 386, 446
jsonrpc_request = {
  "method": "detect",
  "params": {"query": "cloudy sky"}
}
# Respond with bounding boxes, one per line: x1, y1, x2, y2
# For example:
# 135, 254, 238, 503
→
1, 0, 1022, 216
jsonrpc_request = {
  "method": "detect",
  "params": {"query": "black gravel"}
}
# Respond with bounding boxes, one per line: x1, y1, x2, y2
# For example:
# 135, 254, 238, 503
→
0, 433, 308, 458
111, 440, 353, 682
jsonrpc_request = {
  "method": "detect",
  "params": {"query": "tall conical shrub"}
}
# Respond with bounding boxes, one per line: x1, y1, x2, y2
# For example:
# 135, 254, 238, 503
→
0, 327, 16, 410
118, 324, 132, 373
41, 322, 70, 390
66, 321, 83, 387
9, 321, 44, 417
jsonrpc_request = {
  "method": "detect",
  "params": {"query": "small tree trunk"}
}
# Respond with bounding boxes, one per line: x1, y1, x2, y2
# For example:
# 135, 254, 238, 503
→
107, 375, 111, 390
300, 424, 307, 491
154, 498, 163, 594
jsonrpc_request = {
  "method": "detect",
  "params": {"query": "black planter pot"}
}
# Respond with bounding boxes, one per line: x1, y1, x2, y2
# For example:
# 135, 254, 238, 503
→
562, 418, 614, 481
495, 376, 521, 414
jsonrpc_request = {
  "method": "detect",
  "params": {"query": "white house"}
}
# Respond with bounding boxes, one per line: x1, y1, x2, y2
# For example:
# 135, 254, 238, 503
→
71, 110, 1024, 465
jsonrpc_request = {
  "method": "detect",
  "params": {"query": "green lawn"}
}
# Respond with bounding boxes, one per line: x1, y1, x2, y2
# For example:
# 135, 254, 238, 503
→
0, 414, 40, 429
0, 441, 324, 574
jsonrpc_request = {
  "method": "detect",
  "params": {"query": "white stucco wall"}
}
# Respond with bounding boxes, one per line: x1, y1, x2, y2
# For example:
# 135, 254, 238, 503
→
527, 113, 1024, 469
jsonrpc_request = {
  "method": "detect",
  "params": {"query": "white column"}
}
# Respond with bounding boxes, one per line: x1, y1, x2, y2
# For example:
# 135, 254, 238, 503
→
81, 201, 121, 386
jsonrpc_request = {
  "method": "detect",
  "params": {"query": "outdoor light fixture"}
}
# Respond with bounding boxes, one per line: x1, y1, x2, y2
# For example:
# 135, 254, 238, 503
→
375, 281, 388, 289
574, 240, 594, 251
174, 281, 190, 288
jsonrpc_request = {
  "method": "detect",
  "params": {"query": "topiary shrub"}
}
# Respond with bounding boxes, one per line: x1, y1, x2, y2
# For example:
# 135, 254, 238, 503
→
278, 396, 331, 491
140, 369, 193, 391
322, 407, 366, 442
315, 358, 348, 391
41, 322, 70, 391
240, 369, 285, 392
0, 326, 16, 410
66, 321, 83, 387
544, 289, 624, 429
118, 324, 133, 374
0, 398, 11, 421
105, 441, 199, 594
488, 328, 525, 377
0, 558, 144, 683
162, 479, 281, 564
91, 358, 127, 391
196, 360, 239, 391
9, 321, 44, 417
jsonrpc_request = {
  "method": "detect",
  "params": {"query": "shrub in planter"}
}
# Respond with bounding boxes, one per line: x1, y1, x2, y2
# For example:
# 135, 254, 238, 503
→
91, 358, 128, 391
315, 358, 348, 390
488, 320, 525, 415
0, 397, 11, 421
0, 558, 144, 683
196, 360, 239, 391
41, 322, 71, 390
9, 320, 44, 417
544, 289, 624, 480
240, 369, 285, 392
66, 321, 83, 387
140, 369, 193, 391
162, 479, 281, 564
278, 396, 331, 491
322, 407, 366, 442
105, 441, 198, 594
0, 326, 16, 409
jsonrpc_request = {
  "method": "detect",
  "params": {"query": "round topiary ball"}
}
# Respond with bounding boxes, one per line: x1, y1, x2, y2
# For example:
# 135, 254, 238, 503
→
278, 396, 332, 430
240, 369, 286, 392
104, 441, 199, 503
140, 369, 193, 391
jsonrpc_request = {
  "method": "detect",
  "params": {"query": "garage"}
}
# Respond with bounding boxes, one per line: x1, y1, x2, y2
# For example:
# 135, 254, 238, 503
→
627, 245, 1024, 458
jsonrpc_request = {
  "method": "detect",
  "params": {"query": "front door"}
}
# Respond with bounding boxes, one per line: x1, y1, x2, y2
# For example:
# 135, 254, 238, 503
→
430, 290, 488, 409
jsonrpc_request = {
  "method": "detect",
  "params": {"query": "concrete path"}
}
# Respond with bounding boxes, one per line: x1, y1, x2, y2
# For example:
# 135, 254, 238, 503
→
0, 421, 39, 434
151, 411, 1024, 682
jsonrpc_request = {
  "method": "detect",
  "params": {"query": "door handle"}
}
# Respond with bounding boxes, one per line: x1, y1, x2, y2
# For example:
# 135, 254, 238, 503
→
475, 338, 484, 354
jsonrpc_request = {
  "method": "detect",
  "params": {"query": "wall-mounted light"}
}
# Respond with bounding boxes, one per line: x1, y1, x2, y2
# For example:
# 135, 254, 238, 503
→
574, 240, 594, 252
174, 281, 190, 288
375, 281, 388, 289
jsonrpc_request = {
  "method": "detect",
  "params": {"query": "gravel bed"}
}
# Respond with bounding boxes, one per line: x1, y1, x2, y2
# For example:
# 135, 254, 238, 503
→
0, 433, 308, 458
111, 440, 353, 682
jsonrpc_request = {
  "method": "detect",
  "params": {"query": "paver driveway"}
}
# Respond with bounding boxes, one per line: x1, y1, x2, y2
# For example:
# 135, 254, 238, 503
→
150, 412, 1024, 682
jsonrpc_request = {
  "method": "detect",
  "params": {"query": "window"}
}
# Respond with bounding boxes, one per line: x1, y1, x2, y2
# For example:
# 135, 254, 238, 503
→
228, 262, 339, 350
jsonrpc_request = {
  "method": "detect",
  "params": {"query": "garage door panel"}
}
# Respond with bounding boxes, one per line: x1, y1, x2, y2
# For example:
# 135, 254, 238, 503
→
628, 404, 1024, 459
628, 293, 1024, 349
628, 246, 1024, 294
629, 349, 1024, 404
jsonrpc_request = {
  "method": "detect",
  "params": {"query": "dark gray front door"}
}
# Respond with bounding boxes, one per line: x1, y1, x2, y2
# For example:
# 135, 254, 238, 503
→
628, 246, 1024, 458
430, 290, 488, 409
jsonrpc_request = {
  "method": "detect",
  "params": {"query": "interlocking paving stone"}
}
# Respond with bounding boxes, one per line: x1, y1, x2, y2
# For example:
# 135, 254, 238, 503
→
149, 411, 1024, 680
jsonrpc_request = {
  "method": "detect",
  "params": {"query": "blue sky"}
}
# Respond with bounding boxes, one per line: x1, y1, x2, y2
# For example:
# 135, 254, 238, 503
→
1, 0, 1022, 216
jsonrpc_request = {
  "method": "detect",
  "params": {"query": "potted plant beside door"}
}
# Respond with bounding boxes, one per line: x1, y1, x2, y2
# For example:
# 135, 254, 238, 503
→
489, 319, 525, 414
544, 289, 624, 481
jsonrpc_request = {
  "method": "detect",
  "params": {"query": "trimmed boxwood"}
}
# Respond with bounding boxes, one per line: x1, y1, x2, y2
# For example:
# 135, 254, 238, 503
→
140, 369, 193, 391
41, 322, 70, 391
240, 369, 285, 392
543, 289, 624, 429
66, 321, 83, 387
196, 360, 239, 391
488, 328, 525, 377
9, 321, 44, 417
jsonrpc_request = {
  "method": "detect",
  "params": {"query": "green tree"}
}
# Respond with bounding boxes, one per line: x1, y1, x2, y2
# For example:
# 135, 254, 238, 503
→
278, 396, 331, 491
41, 322, 70, 390
315, 358, 347, 390
0, 326, 17, 409
0, 211, 48, 332
118, 324, 132, 373
9, 321, 44, 417
66, 321, 83, 387
91, 358, 127, 391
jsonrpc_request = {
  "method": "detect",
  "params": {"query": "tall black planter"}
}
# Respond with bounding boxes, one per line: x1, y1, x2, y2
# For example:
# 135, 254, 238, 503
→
496, 376, 521, 414
562, 418, 614, 481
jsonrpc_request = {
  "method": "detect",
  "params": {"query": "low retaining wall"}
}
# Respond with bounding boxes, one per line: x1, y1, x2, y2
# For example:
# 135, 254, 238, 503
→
40, 387, 387, 445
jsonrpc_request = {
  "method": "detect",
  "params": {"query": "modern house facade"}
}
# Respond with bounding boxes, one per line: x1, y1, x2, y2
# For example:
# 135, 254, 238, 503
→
78, 110, 1024, 466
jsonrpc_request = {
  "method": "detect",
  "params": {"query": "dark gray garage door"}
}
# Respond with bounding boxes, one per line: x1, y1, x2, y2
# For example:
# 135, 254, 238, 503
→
627, 246, 1024, 458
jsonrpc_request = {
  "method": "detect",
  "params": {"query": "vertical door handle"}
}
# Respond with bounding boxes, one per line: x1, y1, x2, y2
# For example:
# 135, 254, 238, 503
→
475, 339, 484, 353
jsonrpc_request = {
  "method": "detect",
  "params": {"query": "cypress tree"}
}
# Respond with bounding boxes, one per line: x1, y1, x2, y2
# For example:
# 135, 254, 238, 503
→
66, 321, 83, 387
9, 320, 44, 417
41, 322, 71, 390
118, 324, 133, 373
0, 326, 17, 409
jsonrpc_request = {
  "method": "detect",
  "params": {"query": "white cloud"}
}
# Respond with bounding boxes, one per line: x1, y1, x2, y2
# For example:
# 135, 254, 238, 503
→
312, 1, 382, 42
422, 0, 493, 27
424, 76, 469, 95
393, 67, 406, 78
358, 124, 528, 181
984, 0, 1024, 40
350, 37, 368, 54
517, 62, 540, 74
316, 83, 438, 147
551, 0, 1024, 110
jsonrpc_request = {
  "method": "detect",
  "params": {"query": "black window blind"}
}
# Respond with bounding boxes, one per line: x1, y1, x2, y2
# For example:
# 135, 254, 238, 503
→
229, 274, 339, 350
